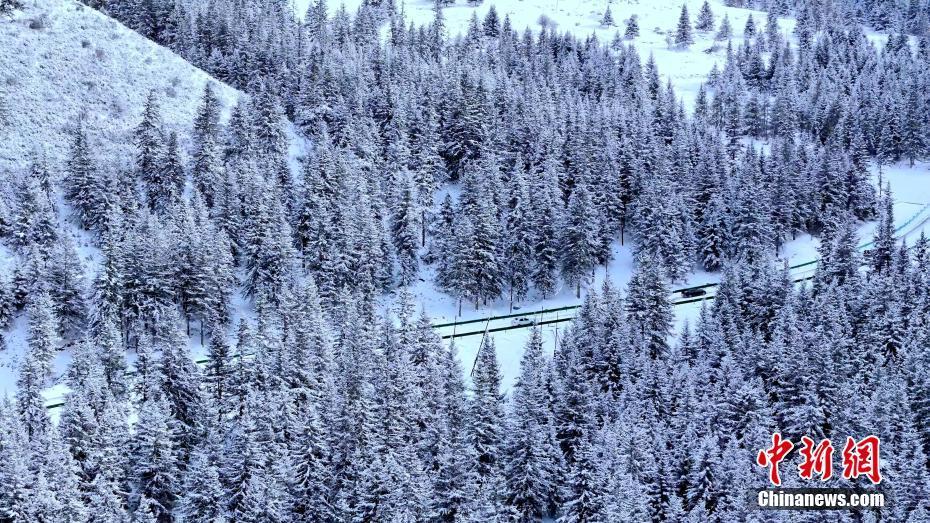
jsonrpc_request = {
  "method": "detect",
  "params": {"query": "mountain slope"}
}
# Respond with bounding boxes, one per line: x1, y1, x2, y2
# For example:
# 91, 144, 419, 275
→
0, 0, 249, 399
0, 0, 241, 171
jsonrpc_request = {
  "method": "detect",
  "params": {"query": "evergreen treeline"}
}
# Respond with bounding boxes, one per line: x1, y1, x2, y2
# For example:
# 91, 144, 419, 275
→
708, 5, 930, 169
726, 0, 930, 35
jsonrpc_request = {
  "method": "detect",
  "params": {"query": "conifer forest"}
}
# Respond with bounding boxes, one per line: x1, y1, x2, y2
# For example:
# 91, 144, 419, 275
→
1, 0, 930, 520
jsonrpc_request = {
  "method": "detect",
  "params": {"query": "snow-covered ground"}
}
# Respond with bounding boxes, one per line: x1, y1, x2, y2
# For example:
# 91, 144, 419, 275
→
0, 0, 245, 171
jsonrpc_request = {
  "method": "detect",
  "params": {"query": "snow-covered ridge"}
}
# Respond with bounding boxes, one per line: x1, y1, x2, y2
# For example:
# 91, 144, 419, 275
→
0, 0, 241, 171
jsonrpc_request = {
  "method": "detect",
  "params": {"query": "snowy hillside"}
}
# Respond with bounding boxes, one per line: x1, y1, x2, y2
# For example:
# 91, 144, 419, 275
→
0, 0, 241, 170
0, 0, 250, 400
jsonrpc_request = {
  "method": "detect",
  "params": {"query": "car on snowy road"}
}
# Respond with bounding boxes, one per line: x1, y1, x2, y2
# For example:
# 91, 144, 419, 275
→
679, 287, 708, 298
510, 317, 535, 327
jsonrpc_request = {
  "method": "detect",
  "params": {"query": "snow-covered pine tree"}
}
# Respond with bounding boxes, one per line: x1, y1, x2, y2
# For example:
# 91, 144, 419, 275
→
135, 91, 166, 201
601, 5, 615, 27
560, 178, 598, 298
469, 335, 505, 514
504, 327, 558, 521
503, 168, 534, 310
390, 173, 420, 286
695, 0, 714, 31
625, 254, 673, 359
65, 120, 107, 232
716, 13, 732, 40
675, 4, 694, 47
625, 14, 640, 39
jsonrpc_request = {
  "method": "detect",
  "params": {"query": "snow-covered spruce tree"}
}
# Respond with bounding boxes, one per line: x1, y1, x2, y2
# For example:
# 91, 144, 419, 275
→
192, 83, 224, 207
625, 254, 673, 359
458, 185, 502, 309
154, 310, 206, 460
743, 13, 756, 40
26, 288, 59, 383
296, 137, 339, 272
469, 335, 505, 516
390, 173, 419, 286
716, 13, 732, 40
601, 5, 615, 27
871, 185, 895, 275
129, 391, 178, 520
503, 168, 534, 309
16, 340, 52, 444
504, 327, 558, 521
625, 14, 640, 39
289, 396, 333, 521
634, 169, 692, 281
695, 0, 713, 31
0, 398, 30, 521
47, 235, 88, 336
675, 4, 694, 47
65, 120, 107, 232
698, 192, 729, 271
483, 4, 500, 36
242, 181, 297, 302
552, 335, 596, 477
135, 90, 166, 205
148, 131, 183, 213
530, 157, 561, 299
560, 178, 598, 298
175, 440, 225, 522
902, 78, 926, 167
433, 194, 458, 288
559, 429, 609, 522
410, 107, 444, 246
730, 152, 774, 263
442, 74, 487, 181
12, 158, 57, 250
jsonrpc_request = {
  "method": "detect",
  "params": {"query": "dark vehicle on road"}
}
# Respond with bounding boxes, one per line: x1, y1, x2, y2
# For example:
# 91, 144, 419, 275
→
680, 287, 707, 298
